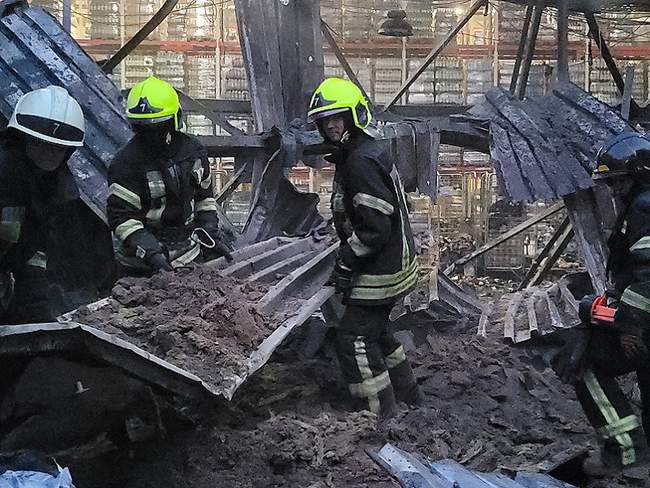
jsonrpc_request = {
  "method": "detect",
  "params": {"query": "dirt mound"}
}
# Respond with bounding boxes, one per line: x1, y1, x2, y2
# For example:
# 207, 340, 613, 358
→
70, 266, 280, 387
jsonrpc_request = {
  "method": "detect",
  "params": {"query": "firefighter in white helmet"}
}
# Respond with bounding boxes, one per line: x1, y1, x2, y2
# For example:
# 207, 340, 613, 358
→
0, 85, 85, 324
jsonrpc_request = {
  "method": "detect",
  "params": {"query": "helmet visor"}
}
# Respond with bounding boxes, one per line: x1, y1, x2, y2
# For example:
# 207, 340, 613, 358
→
307, 107, 351, 124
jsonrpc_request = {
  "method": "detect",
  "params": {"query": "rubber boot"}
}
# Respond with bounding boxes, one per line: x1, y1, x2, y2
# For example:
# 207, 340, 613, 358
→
388, 359, 424, 406
348, 382, 398, 419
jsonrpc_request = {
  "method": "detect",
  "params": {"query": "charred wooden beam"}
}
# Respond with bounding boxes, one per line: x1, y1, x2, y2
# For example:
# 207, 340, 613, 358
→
585, 12, 625, 95
102, 0, 178, 73
510, 3, 533, 93
557, 0, 569, 83
320, 18, 372, 105
515, 0, 544, 99
519, 217, 574, 290
444, 202, 565, 275
383, 0, 487, 111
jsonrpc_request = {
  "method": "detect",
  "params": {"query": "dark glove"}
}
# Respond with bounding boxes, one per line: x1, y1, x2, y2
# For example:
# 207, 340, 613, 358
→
196, 227, 234, 262
620, 328, 649, 363
551, 326, 592, 384
147, 252, 173, 272
326, 260, 354, 296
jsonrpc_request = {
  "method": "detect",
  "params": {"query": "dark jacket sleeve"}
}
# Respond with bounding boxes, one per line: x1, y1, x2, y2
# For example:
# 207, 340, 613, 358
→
107, 155, 162, 257
615, 193, 650, 333
192, 149, 219, 230
338, 155, 394, 271
0, 163, 51, 322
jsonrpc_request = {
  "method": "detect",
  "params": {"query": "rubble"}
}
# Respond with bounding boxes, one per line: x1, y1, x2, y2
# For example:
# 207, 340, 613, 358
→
70, 266, 281, 389
57, 323, 647, 488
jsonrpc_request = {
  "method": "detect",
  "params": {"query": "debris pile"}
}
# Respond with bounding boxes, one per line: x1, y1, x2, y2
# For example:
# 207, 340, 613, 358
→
69, 326, 627, 488
70, 267, 280, 387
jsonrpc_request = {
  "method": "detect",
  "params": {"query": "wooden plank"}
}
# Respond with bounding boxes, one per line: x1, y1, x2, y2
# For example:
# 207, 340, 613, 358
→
444, 202, 565, 275
504, 292, 524, 344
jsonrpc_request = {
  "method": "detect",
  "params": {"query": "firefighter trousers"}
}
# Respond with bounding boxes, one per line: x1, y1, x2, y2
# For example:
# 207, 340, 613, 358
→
574, 328, 650, 468
335, 303, 419, 417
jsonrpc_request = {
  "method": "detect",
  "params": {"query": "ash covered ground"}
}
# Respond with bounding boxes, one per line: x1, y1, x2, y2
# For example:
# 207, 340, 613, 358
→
66, 322, 649, 488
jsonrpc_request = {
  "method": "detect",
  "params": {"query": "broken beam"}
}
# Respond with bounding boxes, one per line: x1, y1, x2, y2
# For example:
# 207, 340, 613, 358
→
320, 18, 373, 106
510, 3, 533, 93
515, 0, 544, 99
444, 202, 565, 275
383, 0, 487, 111
197, 135, 266, 157
519, 217, 574, 290
585, 12, 625, 95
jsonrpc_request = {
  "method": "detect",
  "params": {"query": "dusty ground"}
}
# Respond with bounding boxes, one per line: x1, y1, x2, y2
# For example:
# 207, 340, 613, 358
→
70, 267, 280, 388
61, 320, 650, 488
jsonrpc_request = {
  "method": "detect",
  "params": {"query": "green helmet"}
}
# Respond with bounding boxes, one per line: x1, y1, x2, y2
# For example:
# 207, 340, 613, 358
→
126, 76, 182, 130
308, 77, 372, 130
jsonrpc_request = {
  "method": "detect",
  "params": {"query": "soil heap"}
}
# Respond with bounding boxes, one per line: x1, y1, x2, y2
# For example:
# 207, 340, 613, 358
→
71, 266, 279, 388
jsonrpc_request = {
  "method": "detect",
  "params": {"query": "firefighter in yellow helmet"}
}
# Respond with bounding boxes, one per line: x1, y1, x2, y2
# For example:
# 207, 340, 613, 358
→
108, 76, 232, 275
309, 78, 422, 418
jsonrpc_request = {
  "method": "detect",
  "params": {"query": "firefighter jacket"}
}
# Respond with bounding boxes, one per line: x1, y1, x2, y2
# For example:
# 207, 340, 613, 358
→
0, 138, 78, 323
607, 185, 650, 334
328, 132, 418, 306
107, 132, 219, 266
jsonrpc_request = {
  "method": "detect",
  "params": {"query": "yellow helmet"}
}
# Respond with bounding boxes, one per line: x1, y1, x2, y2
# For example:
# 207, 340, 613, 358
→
308, 77, 372, 130
126, 76, 182, 130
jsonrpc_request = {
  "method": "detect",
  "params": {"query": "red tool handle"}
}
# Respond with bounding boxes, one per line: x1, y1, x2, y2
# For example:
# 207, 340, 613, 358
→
591, 294, 616, 324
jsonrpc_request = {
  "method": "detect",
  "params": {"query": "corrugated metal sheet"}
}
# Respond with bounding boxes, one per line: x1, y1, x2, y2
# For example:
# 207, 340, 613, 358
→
0, 4, 133, 222
471, 83, 632, 203
373, 443, 577, 488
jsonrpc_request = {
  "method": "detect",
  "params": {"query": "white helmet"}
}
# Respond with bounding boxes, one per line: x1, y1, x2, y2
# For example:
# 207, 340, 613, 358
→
8, 86, 85, 147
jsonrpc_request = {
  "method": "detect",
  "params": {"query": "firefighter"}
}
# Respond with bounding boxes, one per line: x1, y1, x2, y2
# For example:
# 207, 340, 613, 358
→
553, 132, 650, 475
0, 86, 85, 324
108, 76, 232, 275
308, 77, 423, 418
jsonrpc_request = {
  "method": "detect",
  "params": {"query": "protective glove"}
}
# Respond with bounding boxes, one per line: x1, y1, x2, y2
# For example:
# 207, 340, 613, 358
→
551, 326, 592, 385
196, 227, 234, 262
326, 260, 354, 296
147, 251, 173, 272
620, 328, 649, 363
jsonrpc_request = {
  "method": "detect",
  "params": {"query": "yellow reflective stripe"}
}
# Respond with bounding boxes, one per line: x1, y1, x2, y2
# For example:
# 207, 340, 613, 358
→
353, 193, 394, 216
351, 337, 380, 414
196, 197, 218, 213
171, 242, 201, 267
348, 371, 391, 398
146, 171, 166, 199
630, 236, 650, 251
621, 288, 650, 314
355, 257, 419, 288
348, 232, 374, 257
349, 266, 419, 301
115, 219, 144, 242
26, 251, 47, 269
108, 183, 142, 210
598, 415, 641, 440
146, 197, 167, 225
584, 370, 637, 466
0, 207, 25, 244
385, 345, 406, 369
